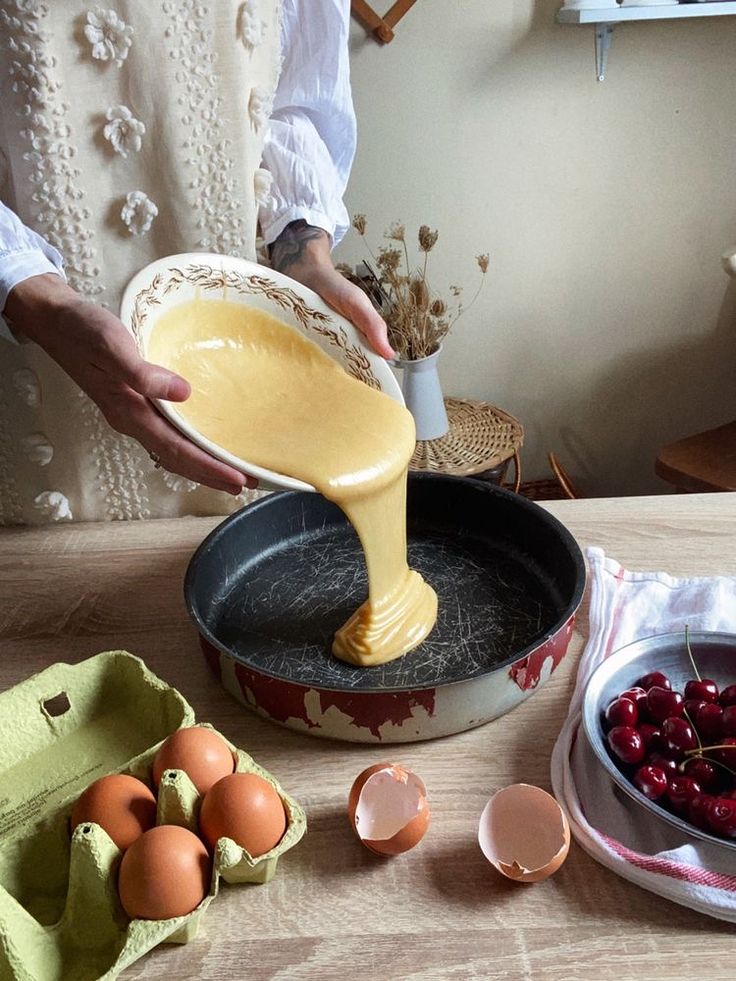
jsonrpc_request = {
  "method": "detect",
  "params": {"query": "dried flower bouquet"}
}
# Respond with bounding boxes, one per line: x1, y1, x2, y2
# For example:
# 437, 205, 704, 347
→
349, 215, 488, 361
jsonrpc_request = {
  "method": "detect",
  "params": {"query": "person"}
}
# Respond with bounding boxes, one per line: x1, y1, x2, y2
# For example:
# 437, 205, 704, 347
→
0, 0, 391, 524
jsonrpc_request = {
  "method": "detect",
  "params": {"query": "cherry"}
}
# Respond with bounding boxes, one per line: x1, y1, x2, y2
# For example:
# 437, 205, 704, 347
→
707, 797, 736, 838
638, 723, 663, 753
694, 702, 723, 741
720, 685, 736, 708
684, 679, 719, 704
708, 738, 736, 767
684, 698, 707, 720
687, 792, 716, 831
620, 687, 649, 716
637, 671, 671, 692
682, 757, 721, 793
647, 687, 684, 724
646, 753, 679, 778
667, 775, 701, 813
721, 705, 736, 738
661, 717, 698, 758
605, 696, 638, 729
633, 765, 668, 800
607, 726, 645, 765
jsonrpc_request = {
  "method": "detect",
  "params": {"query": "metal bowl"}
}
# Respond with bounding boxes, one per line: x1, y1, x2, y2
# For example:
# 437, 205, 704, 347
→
582, 631, 736, 850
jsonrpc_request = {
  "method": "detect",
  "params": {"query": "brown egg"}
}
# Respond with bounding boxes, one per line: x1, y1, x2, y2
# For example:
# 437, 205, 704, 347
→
152, 726, 235, 795
478, 783, 571, 883
199, 772, 287, 857
348, 762, 430, 856
118, 825, 212, 920
71, 774, 157, 851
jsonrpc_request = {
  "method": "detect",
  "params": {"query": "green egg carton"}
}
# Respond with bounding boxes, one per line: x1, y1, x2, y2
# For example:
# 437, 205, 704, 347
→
0, 651, 306, 981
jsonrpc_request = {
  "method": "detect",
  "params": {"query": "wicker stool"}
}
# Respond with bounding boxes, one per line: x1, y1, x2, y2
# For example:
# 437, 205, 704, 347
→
409, 397, 524, 491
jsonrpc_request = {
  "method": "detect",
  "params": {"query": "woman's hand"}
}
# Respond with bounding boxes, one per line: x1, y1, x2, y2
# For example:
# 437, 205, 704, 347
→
4, 274, 252, 495
270, 221, 395, 360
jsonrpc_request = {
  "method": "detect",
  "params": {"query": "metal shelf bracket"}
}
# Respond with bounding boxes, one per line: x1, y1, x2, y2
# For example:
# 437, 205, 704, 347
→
595, 22, 614, 81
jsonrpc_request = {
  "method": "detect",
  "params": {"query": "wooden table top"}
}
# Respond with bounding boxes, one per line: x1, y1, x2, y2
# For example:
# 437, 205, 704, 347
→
1, 493, 735, 980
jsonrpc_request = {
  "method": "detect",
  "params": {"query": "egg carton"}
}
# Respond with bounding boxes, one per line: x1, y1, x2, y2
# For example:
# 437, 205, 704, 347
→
0, 651, 306, 981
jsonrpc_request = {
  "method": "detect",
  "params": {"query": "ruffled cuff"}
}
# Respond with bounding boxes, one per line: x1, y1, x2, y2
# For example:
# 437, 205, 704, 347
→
260, 205, 348, 250
259, 114, 352, 249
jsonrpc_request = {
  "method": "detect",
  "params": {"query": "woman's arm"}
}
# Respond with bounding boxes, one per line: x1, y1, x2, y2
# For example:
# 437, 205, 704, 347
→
3, 272, 251, 494
262, 0, 393, 359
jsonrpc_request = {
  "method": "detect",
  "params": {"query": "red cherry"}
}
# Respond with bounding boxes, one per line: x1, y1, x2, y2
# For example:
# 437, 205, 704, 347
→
719, 685, 736, 708
646, 753, 679, 778
637, 671, 671, 692
633, 765, 668, 800
684, 699, 707, 720
607, 726, 645, 765
620, 687, 649, 715
605, 696, 638, 729
684, 679, 719, 704
695, 702, 723, 741
638, 723, 662, 752
707, 797, 736, 838
647, 687, 684, 724
688, 792, 716, 831
721, 705, 736, 738
667, 775, 701, 813
661, 717, 698, 758
682, 758, 721, 793
709, 737, 736, 767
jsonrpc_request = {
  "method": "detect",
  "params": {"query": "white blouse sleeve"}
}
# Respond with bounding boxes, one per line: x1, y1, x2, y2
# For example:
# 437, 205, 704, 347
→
259, 0, 357, 248
0, 200, 65, 342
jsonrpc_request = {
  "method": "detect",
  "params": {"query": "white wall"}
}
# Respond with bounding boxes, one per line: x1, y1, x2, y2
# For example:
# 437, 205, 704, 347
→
336, 1, 736, 496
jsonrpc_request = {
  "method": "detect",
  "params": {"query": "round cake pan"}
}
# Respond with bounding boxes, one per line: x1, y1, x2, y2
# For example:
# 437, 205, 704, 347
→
185, 473, 586, 743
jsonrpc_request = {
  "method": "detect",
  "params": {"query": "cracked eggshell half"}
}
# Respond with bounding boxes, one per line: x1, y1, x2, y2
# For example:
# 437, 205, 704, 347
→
478, 783, 570, 883
348, 762, 430, 856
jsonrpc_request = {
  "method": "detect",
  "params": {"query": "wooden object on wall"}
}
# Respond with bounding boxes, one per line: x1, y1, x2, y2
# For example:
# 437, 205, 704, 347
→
351, 0, 418, 43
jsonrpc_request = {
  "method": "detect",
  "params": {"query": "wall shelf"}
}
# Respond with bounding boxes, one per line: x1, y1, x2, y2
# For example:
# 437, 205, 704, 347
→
557, 2, 736, 80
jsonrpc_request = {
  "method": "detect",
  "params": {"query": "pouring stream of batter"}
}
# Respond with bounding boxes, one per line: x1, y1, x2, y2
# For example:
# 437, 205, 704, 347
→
148, 297, 437, 666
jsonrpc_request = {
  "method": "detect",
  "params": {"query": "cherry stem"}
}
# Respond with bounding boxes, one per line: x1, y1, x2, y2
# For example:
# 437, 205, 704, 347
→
678, 752, 736, 778
684, 623, 701, 682
685, 743, 735, 756
683, 705, 702, 752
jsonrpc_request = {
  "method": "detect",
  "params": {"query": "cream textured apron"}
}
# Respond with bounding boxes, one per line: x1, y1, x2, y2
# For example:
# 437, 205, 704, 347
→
0, 0, 281, 523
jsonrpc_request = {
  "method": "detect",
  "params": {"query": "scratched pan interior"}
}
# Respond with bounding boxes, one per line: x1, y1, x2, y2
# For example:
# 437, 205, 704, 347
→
185, 473, 585, 693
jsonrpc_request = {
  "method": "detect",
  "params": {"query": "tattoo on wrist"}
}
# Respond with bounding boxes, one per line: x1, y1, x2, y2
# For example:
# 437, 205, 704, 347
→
269, 220, 329, 273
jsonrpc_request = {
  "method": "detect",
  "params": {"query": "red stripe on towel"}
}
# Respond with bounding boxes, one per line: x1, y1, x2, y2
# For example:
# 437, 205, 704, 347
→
599, 831, 736, 892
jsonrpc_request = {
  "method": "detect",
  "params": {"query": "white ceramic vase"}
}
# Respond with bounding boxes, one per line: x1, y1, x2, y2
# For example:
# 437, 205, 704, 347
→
394, 346, 449, 441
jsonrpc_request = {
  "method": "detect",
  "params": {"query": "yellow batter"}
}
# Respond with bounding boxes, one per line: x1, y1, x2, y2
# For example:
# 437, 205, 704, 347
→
148, 297, 437, 666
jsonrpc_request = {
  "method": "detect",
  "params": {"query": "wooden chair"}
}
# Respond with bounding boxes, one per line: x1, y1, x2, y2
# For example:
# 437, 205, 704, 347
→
655, 420, 736, 492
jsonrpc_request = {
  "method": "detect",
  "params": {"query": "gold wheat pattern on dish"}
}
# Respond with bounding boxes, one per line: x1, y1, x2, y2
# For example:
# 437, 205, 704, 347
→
130, 264, 380, 388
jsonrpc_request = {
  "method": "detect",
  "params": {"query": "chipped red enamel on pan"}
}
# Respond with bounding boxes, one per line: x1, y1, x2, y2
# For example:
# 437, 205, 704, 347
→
186, 475, 585, 743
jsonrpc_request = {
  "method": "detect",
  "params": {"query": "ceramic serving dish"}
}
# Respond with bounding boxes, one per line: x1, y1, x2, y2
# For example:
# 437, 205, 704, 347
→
119, 252, 403, 493
582, 631, 736, 850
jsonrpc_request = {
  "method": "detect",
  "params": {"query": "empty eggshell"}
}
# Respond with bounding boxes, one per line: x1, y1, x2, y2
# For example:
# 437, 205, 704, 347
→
478, 783, 570, 883
348, 762, 430, 856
